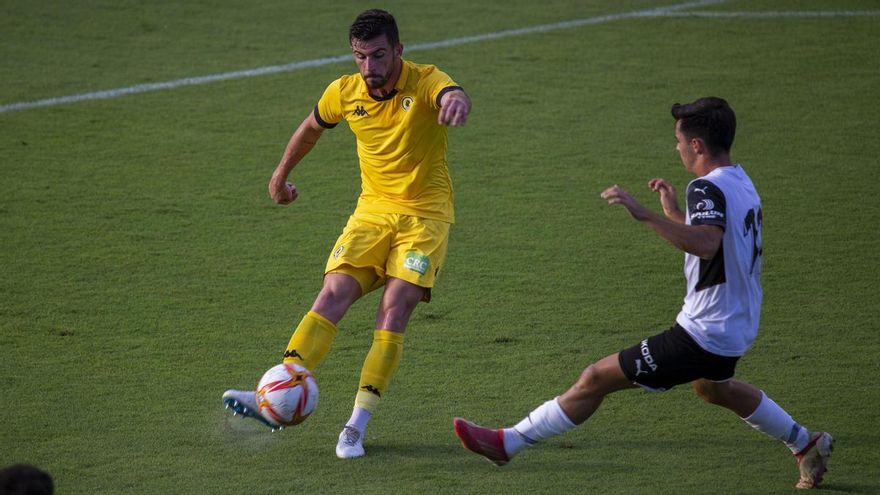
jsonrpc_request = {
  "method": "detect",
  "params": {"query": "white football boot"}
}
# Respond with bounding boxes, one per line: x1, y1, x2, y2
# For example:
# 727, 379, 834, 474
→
335, 425, 365, 459
794, 432, 834, 489
222, 389, 280, 430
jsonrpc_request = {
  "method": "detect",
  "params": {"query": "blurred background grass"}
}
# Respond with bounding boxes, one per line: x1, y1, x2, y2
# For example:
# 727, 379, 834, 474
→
2, 1, 878, 493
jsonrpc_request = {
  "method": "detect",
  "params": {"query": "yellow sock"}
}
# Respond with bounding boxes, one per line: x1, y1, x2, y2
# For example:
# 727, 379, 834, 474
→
282, 310, 337, 370
355, 330, 404, 412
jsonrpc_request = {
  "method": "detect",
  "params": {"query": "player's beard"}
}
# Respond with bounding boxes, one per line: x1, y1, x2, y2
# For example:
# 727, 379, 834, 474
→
363, 72, 388, 89
362, 61, 396, 90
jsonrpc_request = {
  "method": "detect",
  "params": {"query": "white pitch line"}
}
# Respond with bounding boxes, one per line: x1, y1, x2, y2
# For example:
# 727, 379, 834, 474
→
661, 10, 880, 18
5, 2, 878, 115
0, 0, 725, 114
403, 0, 728, 51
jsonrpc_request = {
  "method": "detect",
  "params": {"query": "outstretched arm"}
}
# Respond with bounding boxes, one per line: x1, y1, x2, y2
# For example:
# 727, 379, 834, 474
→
647, 178, 685, 223
438, 89, 471, 127
600, 183, 722, 259
268, 111, 325, 205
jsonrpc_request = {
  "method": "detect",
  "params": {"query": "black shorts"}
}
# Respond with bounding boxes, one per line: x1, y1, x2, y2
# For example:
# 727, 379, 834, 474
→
618, 324, 740, 391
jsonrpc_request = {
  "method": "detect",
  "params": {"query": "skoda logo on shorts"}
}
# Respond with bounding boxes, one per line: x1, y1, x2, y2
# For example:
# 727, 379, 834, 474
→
401, 96, 413, 111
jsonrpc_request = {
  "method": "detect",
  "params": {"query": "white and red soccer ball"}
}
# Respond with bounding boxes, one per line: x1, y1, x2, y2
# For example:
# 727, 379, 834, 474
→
255, 363, 319, 427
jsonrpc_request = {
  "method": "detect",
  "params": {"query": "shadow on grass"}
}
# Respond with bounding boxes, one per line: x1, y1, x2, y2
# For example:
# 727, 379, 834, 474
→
361, 439, 634, 474
359, 437, 856, 493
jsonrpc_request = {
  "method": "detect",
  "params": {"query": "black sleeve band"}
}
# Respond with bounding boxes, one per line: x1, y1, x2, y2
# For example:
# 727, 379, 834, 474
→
687, 179, 727, 230
436, 86, 463, 107
313, 105, 338, 129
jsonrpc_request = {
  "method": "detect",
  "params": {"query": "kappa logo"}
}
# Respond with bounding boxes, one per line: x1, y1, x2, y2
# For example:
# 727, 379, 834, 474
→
283, 349, 303, 360
360, 384, 381, 397
401, 96, 413, 111
352, 105, 368, 117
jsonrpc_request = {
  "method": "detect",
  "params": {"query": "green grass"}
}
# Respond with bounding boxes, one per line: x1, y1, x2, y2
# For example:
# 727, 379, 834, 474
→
2, 1, 879, 493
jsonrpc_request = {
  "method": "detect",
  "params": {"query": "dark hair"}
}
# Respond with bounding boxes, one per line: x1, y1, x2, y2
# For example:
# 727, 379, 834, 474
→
349, 9, 399, 46
671, 97, 736, 155
0, 464, 54, 495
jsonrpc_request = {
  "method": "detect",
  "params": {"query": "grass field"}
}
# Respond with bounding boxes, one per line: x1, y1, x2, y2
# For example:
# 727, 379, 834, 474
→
2, 1, 879, 493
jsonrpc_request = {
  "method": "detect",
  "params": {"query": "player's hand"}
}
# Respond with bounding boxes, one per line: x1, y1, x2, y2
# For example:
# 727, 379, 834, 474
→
268, 174, 298, 205
600, 184, 649, 221
648, 178, 681, 219
438, 91, 471, 127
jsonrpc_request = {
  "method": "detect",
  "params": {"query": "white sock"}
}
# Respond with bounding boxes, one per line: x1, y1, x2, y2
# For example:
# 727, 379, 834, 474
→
346, 406, 371, 434
743, 392, 810, 454
504, 397, 576, 456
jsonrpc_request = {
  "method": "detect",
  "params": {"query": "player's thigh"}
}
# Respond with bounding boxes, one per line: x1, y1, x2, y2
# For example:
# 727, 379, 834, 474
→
618, 324, 739, 392
575, 353, 635, 394
324, 212, 393, 294
310, 272, 364, 322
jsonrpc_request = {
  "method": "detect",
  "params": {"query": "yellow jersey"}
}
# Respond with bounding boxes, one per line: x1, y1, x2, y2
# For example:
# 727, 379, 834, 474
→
314, 59, 460, 223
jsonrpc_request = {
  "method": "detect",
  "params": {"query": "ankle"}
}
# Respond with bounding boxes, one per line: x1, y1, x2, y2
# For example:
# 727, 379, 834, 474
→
346, 406, 372, 433
502, 428, 530, 457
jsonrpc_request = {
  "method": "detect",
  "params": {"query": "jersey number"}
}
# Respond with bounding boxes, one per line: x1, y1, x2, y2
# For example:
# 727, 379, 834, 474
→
743, 208, 763, 274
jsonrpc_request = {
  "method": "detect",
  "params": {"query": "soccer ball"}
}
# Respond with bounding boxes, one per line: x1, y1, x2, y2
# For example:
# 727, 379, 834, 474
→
255, 363, 319, 427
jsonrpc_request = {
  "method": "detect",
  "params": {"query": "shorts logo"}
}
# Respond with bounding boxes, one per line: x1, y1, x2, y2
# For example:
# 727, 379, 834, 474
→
639, 339, 658, 373
403, 251, 429, 275
333, 245, 345, 259
401, 96, 413, 111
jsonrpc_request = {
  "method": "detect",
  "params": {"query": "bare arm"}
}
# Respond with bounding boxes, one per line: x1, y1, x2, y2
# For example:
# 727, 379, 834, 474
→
438, 88, 471, 127
647, 178, 685, 224
268, 111, 326, 205
600, 183, 722, 259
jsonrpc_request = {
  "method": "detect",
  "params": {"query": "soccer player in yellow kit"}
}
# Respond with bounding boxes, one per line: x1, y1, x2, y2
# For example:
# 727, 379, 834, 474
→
222, 9, 471, 459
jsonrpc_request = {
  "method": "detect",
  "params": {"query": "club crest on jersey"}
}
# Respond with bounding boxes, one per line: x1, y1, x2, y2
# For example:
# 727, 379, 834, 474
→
403, 251, 429, 275
401, 96, 413, 111
695, 199, 715, 211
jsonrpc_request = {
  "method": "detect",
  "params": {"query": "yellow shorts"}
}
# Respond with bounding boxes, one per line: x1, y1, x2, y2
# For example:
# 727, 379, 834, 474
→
325, 211, 451, 296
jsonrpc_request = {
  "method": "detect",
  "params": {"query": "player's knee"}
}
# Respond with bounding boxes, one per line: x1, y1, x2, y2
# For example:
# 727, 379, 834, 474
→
693, 380, 727, 406
312, 279, 361, 319
314, 288, 348, 310
571, 364, 606, 397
